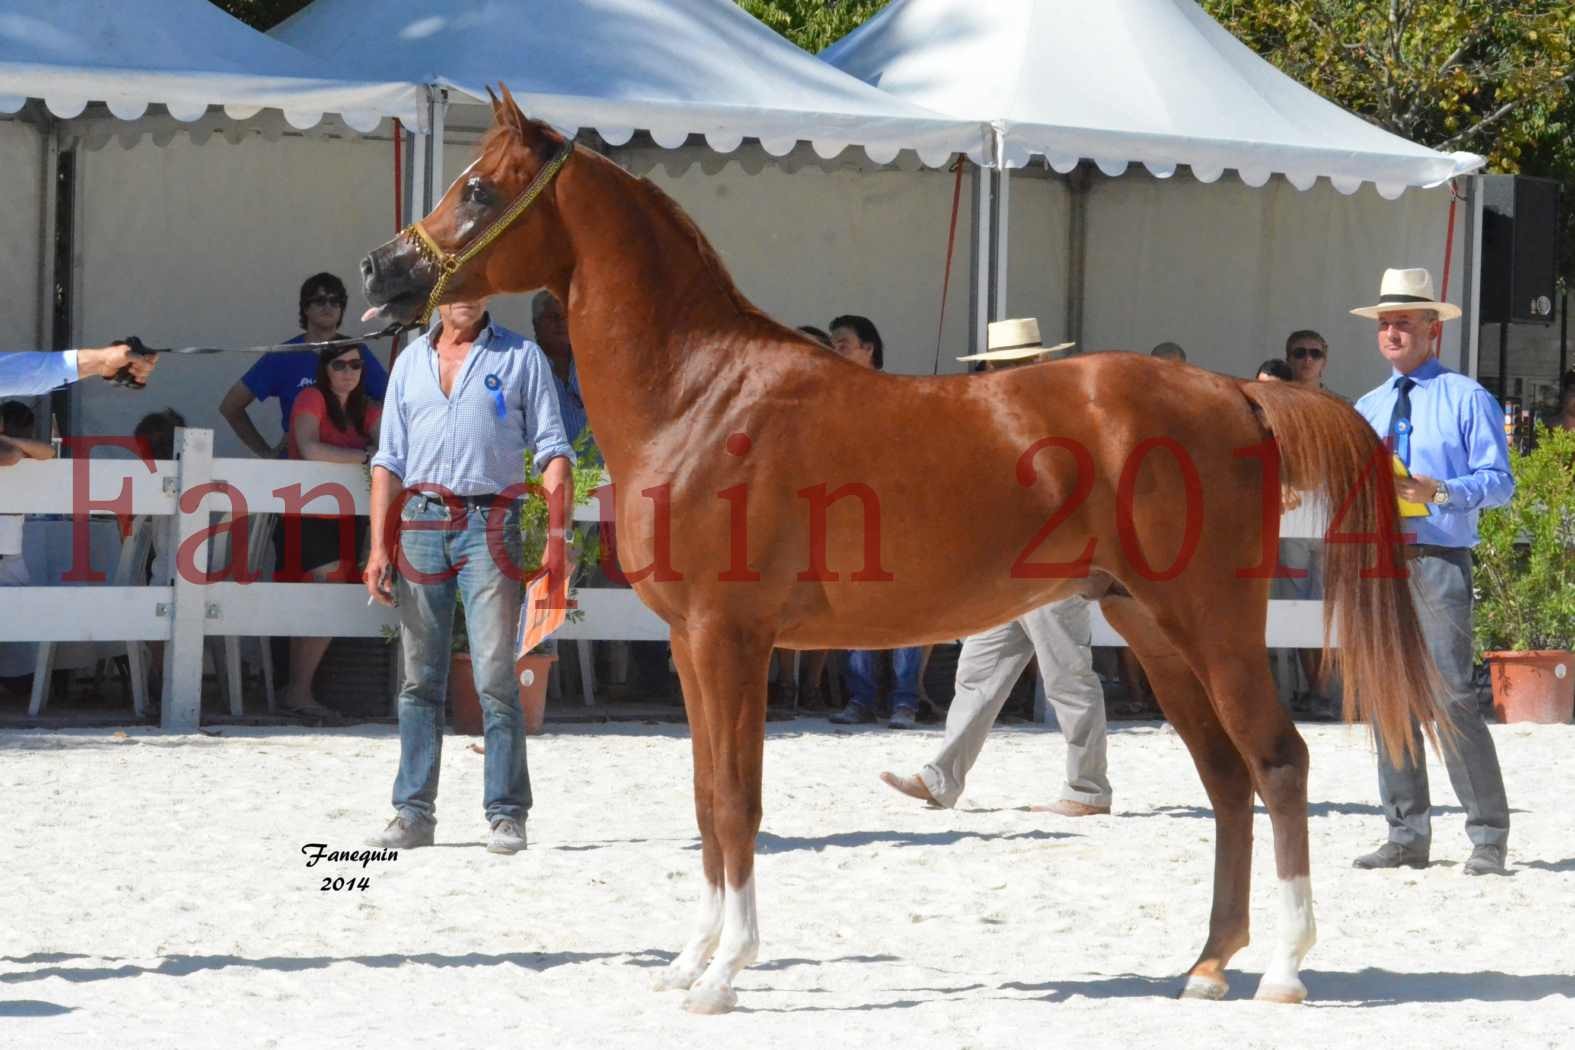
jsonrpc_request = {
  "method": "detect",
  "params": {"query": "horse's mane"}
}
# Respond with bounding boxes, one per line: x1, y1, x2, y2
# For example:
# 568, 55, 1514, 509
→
484, 124, 775, 331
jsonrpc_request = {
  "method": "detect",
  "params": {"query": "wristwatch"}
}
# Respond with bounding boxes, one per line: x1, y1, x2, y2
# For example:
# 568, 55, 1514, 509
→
1430, 482, 1449, 506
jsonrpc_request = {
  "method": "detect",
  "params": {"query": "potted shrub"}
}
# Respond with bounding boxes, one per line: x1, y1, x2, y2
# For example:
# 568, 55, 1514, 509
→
1473, 422, 1575, 723
450, 431, 605, 735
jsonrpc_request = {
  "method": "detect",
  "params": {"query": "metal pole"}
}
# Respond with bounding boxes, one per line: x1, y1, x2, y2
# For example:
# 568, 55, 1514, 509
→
1066, 165, 1090, 348
993, 163, 1010, 321
1458, 175, 1484, 376
969, 129, 995, 359
1497, 320, 1509, 398
427, 88, 449, 213
1560, 285, 1569, 380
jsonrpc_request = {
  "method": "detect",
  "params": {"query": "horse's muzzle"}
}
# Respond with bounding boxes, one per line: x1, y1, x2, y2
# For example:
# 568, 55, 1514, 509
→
361, 237, 434, 324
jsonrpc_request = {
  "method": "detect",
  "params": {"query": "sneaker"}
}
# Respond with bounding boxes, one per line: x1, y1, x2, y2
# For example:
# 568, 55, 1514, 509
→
888, 706, 917, 729
1352, 842, 1429, 870
1462, 844, 1508, 877
487, 817, 527, 855
366, 815, 434, 849
828, 702, 876, 725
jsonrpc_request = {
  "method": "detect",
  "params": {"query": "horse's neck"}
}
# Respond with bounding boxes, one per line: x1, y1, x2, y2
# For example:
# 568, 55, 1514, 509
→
557, 160, 760, 473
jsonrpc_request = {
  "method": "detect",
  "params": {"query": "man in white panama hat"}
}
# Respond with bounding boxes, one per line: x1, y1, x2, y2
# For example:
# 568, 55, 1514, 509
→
881, 318, 1113, 817
1348, 267, 1514, 877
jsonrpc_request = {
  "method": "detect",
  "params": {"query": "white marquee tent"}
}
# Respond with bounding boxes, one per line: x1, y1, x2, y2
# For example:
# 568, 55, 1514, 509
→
0, 0, 420, 131
0, 0, 422, 441
822, 0, 1479, 193
822, 0, 1488, 387
273, 0, 985, 165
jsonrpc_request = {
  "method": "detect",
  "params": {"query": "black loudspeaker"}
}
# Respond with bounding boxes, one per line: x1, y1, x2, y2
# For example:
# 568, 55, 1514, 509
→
1480, 174, 1559, 325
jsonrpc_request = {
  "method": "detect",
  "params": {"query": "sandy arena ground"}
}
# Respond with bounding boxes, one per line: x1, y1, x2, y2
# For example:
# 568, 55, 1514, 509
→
1, 718, 1571, 1049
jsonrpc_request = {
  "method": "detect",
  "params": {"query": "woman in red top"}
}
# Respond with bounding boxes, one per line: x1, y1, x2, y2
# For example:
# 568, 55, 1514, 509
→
280, 345, 383, 720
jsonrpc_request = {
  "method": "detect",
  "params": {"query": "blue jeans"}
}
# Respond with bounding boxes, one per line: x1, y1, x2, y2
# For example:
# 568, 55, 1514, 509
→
847, 646, 922, 714
392, 495, 529, 826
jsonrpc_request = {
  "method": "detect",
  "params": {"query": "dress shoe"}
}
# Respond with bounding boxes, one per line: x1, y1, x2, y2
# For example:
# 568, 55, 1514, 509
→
1462, 844, 1508, 876
1352, 842, 1429, 870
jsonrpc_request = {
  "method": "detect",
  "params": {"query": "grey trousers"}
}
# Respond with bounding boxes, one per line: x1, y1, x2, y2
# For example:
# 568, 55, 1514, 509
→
920, 598, 1111, 808
1377, 549, 1509, 851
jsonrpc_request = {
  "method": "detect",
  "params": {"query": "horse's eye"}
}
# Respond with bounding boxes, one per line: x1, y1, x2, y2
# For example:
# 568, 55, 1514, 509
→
463, 179, 494, 206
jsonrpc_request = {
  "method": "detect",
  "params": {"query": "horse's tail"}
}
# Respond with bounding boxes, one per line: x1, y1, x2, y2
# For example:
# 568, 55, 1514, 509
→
1239, 382, 1449, 765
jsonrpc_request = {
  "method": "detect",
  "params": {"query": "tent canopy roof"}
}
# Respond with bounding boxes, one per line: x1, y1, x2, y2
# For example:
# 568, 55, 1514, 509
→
0, 0, 420, 131
821, 0, 1481, 196
273, 0, 986, 165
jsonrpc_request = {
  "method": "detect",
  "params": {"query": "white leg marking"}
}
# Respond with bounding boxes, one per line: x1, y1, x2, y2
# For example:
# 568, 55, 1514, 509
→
654, 881, 723, 992
1255, 875, 1316, 1003
683, 876, 760, 1014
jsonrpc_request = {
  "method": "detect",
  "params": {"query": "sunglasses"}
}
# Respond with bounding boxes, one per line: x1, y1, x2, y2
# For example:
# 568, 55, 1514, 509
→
328, 358, 364, 373
1290, 346, 1326, 361
306, 295, 347, 309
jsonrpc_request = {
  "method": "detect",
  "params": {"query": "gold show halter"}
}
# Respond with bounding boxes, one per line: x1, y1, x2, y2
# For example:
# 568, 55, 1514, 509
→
404, 138, 575, 327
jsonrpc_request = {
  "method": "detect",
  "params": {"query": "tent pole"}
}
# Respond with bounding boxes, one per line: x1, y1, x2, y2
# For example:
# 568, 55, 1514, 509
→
1066, 164, 1091, 348
427, 88, 449, 213
407, 124, 428, 227
1459, 174, 1484, 378
35, 118, 58, 354
969, 128, 995, 357
992, 160, 1010, 321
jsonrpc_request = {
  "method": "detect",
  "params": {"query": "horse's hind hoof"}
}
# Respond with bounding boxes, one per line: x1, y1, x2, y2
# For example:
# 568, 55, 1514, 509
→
652, 965, 697, 992
682, 983, 738, 1014
1179, 975, 1228, 1000
1253, 980, 1307, 1004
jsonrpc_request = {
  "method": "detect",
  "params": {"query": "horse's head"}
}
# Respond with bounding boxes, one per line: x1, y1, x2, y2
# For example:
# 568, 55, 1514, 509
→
361, 84, 575, 326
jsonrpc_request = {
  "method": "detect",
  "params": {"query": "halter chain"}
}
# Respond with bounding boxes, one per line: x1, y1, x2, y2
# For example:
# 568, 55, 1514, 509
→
404, 138, 575, 327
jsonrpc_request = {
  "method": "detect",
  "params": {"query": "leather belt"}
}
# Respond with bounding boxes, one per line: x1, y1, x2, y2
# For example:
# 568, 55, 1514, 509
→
416, 492, 505, 512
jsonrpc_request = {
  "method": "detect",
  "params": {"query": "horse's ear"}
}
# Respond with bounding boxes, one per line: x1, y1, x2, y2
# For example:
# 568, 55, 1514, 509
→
486, 84, 501, 112
497, 82, 527, 136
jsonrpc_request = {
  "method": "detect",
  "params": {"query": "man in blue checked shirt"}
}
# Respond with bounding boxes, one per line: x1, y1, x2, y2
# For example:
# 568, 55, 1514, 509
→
363, 299, 573, 856
1348, 268, 1514, 878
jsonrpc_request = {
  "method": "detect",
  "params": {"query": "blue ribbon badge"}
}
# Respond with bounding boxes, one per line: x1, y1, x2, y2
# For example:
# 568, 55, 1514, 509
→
484, 373, 506, 418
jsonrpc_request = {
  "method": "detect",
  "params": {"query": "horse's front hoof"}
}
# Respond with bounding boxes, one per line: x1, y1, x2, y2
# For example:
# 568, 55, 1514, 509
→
682, 982, 738, 1014
1253, 979, 1307, 1004
1178, 975, 1228, 1001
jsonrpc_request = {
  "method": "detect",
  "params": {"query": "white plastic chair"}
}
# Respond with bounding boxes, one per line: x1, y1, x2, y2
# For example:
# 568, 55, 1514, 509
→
29, 515, 157, 717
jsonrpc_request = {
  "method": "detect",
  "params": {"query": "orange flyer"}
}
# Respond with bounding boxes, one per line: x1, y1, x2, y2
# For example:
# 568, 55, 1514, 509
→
515, 571, 568, 661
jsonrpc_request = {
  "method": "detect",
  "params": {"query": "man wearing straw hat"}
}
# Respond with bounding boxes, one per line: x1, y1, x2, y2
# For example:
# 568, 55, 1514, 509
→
1348, 267, 1514, 877
881, 318, 1113, 817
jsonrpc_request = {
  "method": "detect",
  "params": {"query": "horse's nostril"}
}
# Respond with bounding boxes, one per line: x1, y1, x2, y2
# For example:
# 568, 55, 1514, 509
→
360, 255, 376, 280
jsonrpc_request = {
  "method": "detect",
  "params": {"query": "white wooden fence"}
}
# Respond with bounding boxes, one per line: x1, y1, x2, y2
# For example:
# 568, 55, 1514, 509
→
0, 428, 1330, 730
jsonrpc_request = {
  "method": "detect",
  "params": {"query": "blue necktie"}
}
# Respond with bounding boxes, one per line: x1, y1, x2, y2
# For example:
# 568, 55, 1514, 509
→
1389, 377, 1416, 466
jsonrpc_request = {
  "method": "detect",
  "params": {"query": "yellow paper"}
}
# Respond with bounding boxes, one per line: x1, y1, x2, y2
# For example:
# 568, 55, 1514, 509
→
1392, 455, 1430, 518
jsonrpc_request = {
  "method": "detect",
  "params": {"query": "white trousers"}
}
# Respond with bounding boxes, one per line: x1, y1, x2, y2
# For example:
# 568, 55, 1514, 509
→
920, 597, 1111, 808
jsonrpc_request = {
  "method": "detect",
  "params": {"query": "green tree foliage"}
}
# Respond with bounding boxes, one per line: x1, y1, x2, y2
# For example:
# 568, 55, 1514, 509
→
734, 0, 891, 53
1203, 1, 1575, 274
1473, 423, 1575, 654
215, 0, 891, 47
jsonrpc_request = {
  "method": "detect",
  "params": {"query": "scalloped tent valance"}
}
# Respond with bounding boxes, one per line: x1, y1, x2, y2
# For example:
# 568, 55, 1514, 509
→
0, 0, 421, 132
821, 0, 1483, 198
271, 0, 987, 167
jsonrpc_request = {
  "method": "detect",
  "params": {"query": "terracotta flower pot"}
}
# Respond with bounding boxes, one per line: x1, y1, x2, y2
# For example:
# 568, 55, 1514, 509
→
515, 652, 557, 735
448, 652, 558, 736
1484, 651, 1575, 724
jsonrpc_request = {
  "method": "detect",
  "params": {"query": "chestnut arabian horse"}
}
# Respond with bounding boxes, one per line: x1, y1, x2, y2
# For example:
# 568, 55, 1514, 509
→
361, 88, 1445, 1014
